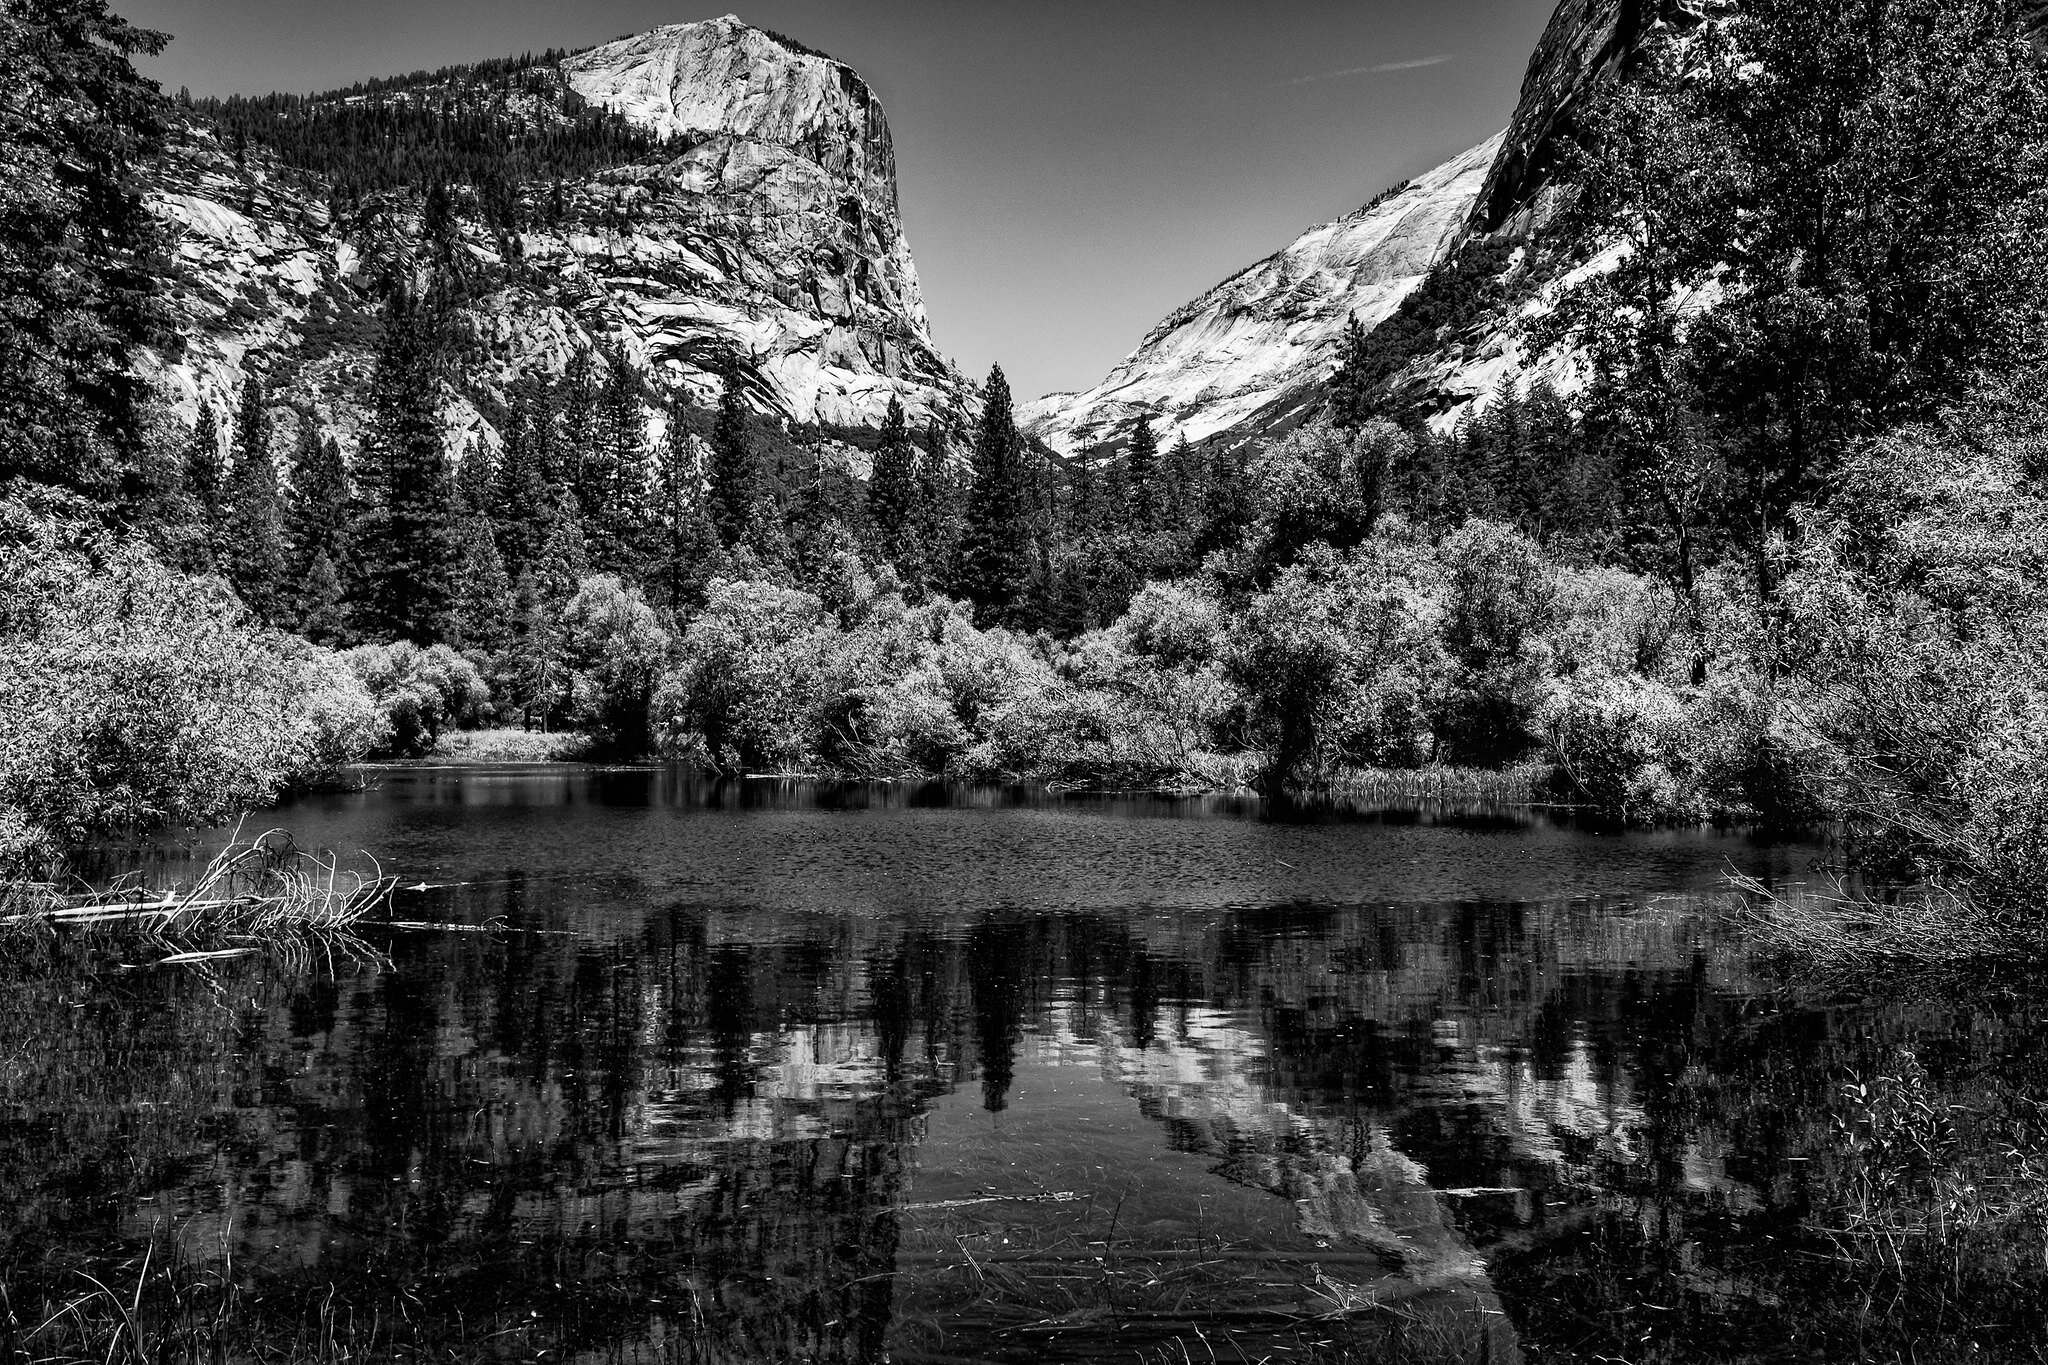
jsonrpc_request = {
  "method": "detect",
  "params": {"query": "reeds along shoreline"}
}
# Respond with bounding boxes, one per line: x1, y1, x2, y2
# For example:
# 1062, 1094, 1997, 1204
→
1, 830, 394, 957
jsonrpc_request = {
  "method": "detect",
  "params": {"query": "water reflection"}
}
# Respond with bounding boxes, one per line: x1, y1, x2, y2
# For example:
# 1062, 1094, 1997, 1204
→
8, 773, 2042, 1362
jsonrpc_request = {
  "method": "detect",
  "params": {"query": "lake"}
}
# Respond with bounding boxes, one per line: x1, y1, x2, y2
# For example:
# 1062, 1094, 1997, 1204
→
6, 767, 2044, 1363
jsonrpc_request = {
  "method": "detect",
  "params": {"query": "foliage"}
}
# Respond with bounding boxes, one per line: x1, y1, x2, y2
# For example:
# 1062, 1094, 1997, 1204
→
558, 575, 669, 755
0, 497, 377, 844
341, 640, 489, 759
0, 0, 168, 496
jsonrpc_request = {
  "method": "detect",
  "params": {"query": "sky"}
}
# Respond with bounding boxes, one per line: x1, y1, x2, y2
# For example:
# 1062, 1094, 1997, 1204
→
123, 1, 1559, 403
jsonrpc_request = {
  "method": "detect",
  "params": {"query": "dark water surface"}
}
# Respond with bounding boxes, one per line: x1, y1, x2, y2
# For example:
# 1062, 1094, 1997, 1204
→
9, 769, 2046, 1363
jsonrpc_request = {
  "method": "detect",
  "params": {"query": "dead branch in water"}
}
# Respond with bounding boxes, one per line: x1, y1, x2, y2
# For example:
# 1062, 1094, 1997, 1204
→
3, 829, 395, 963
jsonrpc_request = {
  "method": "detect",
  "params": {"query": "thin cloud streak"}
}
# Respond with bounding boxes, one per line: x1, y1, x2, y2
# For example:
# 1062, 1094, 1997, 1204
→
1285, 53, 1459, 86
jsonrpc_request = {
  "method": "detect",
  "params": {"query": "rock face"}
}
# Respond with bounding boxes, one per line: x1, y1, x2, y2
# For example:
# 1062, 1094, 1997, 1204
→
141, 16, 968, 453
1020, 135, 1503, 458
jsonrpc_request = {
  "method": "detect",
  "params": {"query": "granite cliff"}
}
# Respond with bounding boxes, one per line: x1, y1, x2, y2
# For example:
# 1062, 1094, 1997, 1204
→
142, 16, 969, 454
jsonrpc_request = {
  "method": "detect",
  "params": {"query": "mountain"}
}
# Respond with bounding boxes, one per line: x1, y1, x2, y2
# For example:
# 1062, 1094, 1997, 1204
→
1028, 0, 2048, 458
1019, 136, 1503, 457
141, 16, 969, 454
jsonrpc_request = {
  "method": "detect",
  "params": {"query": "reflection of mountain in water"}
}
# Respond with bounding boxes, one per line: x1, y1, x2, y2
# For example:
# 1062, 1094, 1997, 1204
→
8, 847, 2034, 1362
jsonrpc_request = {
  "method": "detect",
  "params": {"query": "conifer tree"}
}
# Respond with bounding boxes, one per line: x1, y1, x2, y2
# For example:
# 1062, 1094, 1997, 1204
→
954, 365, 1033, 624
284, 425, 346, 559
1125, 415, 1159, 537
1327, 313, 1374, 429
298, 551, 349, 645
867, 396, 919, 567
183, 401, 225, 559
557, 346, 597, 482
496, 378, 556, 579
221, 377, 288, 623
647, 414, 722, 611
448, 518, 516, 655
589, 344, 646, 571
913, 420, 958, 592
0, 0, 169, 501
707, 357, 757, 549
455, 437, 498, 518
353, 287, 460, 642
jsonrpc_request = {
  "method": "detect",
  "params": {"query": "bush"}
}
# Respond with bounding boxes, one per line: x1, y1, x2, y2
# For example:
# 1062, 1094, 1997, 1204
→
1225, 539, 1444, 787
654, 579, 836, 771
0, 498, 380, 844
1433, 518, 1554, 764
343, 641, 490, 759
560, 575, 671, 755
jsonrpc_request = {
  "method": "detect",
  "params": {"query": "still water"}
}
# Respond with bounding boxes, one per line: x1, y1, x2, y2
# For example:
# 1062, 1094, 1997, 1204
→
8, 769, 2045, 1363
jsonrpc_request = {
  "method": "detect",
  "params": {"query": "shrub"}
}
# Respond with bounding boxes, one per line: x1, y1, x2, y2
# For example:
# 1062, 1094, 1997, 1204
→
1432, 518, 1554, 764
1225, 540, 1445, 787
654, 579, 835, 770
0, 498, 380, 843
343, 641, 490, 759
560, 575, 671, 755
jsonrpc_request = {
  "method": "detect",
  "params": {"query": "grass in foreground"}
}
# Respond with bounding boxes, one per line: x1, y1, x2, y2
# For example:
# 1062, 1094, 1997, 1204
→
2, 830, 393, 964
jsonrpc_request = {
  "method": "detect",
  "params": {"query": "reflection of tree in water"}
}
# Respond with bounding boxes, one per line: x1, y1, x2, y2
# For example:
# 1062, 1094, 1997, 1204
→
6, 883, 2045, 1361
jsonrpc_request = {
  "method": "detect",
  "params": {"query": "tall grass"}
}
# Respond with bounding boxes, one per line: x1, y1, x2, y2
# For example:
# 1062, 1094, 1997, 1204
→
3, 830, 394, 959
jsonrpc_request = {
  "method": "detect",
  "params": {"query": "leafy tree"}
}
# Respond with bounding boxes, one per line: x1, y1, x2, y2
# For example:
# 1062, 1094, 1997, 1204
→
0, 0, 169, 501
1563, 0, 2048, 601
954, 365, 1033, 625
560, 575, 671, 754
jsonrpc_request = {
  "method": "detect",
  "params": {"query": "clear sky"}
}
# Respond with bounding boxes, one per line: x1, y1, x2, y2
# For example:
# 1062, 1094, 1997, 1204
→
123, 1, 1558, 402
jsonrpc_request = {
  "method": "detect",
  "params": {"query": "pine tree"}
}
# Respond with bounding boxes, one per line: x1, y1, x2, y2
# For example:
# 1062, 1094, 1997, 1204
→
1327, 313, 1374, 429
707, 357, 757, 549
0, 0, 169, 502
867, 396, 919, 567
954, 365, 1033, 624
913, 420, 958, 593
281, 421, 350, 634
183, 401, 226, 559
530, 486, 590, 605
1125, 415, 1159, 537
496, 378, 556, 579
221, 377, 289, 623
298, 550, 349, 645
647, 414, 722, 611
589, 344, 645, 572
448, 518, 516, 655
557, 346, 597, 485
455, 437, 498, 519
353, 287, 460, 642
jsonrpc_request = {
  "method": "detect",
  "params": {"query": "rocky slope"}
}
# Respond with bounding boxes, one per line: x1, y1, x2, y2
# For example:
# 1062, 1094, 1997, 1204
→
1020, 135, 1503, 457
1029, 0, 2048, 456
140, 16, 970, 453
